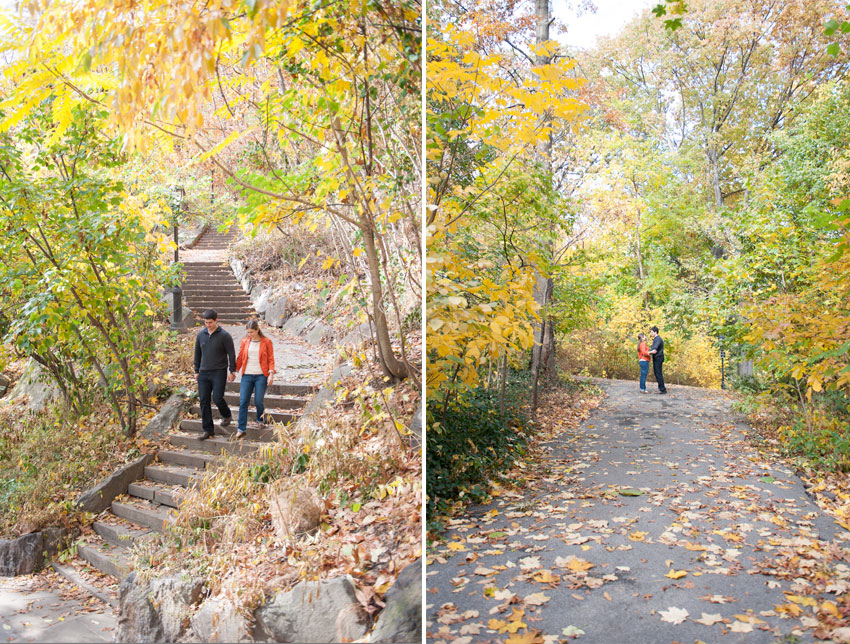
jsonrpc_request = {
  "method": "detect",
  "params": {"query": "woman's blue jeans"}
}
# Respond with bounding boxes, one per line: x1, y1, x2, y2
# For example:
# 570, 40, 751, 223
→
238, 373, 268, 432
639, 360, 649, 391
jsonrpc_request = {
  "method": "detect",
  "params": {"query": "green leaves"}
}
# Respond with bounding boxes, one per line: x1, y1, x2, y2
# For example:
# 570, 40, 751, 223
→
0, 101, 172, 435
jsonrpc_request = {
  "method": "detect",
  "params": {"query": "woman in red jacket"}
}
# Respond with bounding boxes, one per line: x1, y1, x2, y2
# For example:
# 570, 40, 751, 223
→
637, 332, 650, 393
235, 319, 276, 437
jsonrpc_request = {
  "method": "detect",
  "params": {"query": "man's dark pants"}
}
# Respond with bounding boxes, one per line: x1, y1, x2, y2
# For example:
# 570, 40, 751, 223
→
197, 369, 232, 434
652, 356, 667, 393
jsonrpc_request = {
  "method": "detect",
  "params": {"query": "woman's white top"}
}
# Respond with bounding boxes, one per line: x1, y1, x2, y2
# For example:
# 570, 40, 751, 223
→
244, 340, 263, 375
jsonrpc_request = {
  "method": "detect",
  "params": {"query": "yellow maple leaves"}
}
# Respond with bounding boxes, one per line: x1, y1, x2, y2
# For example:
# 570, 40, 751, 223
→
426, 18, 587, 399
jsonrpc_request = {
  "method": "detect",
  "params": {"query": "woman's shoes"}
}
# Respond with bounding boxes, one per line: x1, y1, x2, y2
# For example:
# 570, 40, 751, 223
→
235, 431, 247, 439
639, 389, 648, 394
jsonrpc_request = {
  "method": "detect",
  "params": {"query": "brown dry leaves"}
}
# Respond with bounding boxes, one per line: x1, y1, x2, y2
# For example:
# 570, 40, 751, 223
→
138, 357, 421, 616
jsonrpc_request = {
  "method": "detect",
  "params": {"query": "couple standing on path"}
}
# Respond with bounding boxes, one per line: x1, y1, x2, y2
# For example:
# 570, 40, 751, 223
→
193, 309, 277, 439
637, 325, 667, 394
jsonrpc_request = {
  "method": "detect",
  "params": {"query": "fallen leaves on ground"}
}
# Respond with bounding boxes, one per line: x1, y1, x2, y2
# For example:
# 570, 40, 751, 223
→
427, 383, 850, 643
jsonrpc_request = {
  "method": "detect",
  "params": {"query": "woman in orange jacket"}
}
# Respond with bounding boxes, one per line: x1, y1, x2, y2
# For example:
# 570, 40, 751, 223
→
234, 319, 276, 437
637, 332, 650, 393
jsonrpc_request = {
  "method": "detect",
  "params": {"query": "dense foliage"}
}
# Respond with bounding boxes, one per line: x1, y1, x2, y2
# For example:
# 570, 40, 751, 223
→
1, 0, 421, 385
426, 375, 534, 531
427, 0, 850, 528
0, 103, 174, 434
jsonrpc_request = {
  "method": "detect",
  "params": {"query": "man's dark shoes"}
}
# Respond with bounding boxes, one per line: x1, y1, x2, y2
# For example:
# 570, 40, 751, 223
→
220, 416, 232, 427
200, 431, 214, 440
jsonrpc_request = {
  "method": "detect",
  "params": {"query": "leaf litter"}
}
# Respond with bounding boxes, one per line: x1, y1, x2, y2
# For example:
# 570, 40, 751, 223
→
426, 380, 850, 643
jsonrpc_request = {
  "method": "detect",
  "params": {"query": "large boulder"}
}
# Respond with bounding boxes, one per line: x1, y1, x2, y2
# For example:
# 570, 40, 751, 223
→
117, 572, 204, 643
299, 362, 352, 420
230, 258, 245, 282
140, 393, 187, 441
0, 533, 44, 576
6, 360, 60, 412
340, 322, 374, 348
265, 296, 289, 327
253, 576, 370, 643
282, 314, 312, 337
269, 486, 322, 542
77, 454, 153, 514
369, 559, 422, 643
190, 596, 249, 643
305, 320, 333, 346
252, 286, 271, 315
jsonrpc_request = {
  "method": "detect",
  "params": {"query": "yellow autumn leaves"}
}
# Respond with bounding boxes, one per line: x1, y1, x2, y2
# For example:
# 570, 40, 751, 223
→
426, 24, 587, 399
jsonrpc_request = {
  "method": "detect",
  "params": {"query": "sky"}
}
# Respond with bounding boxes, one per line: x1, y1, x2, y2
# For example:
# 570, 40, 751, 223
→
552, 0, 657, 50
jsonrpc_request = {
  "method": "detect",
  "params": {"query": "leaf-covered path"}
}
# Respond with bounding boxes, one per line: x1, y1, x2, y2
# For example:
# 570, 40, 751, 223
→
427, 380, 850, 643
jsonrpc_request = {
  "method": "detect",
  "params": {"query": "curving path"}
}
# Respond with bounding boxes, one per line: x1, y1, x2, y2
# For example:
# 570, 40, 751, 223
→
426, 380, 850, 643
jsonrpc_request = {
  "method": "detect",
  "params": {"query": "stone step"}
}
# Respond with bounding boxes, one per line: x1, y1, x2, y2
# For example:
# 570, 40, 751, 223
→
182, 273, 234, 279
183, 259, 233, 264
183, 265, 232, 269
158, 449, 218, 470
112, 499, 175, 532
77, 540, 132, 580
186, 307, 254, 314
186, 313, 256, 321
93, 518, 153, 549
52, 561, 118, 608
179, 419, 276, 442
188, 318, 256, 326
226, 381, 318, 396
182, 266, 234, 272
144, 463, 201, 487
185, 303, 254, 310
185, 298, 252, 305
223, 392, 308, 409
188, 406, 296, 424
182, 289, 246, 296
128, 480, 188, 508
168, 431, 269, 456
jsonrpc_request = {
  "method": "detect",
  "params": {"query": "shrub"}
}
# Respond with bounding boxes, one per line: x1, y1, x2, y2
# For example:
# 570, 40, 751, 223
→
426, 375, 533, 531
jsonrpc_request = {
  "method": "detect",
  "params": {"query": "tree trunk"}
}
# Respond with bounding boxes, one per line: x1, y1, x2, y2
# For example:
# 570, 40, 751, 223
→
635, 227, 649, 308
361, 219, 408, 381
707, 146, 722, 210
499, 354, 508, 417
532, 319, 545, 419
531, 0, 557, 381
530, 276, 555, 376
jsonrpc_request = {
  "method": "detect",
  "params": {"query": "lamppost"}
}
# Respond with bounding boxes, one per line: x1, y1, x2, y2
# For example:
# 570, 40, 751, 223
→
719, 334, 726, 390
170, 186, 185, 331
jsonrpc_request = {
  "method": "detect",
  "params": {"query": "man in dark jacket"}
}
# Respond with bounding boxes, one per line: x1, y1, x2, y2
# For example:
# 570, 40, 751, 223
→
649, 326, 667, 394
194, 309, 236, 439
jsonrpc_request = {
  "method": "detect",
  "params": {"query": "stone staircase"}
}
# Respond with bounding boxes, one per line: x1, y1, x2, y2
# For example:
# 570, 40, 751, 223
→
181, 227, 256, 326
68, 380, 317, 589
58, 225, 322, 596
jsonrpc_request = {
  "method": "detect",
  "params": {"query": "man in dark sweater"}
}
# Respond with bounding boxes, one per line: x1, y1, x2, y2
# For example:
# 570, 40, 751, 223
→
194, 309, 236, 439
649, 326, 667, 394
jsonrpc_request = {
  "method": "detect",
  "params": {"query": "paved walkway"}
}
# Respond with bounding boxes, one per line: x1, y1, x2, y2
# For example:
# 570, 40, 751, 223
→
221, 323, 329, 387
427, 380, 850, 643
0, 571, 116, 643
181, 229, 330, 386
